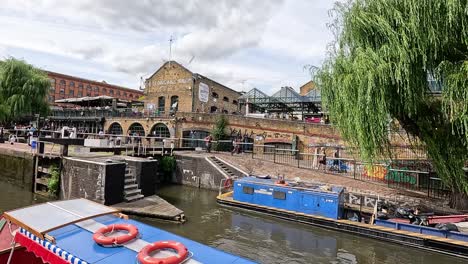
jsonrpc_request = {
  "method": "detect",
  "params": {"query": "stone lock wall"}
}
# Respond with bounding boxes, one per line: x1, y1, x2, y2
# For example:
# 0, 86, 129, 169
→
174, 155, 227, 190
61, 157, 125, 205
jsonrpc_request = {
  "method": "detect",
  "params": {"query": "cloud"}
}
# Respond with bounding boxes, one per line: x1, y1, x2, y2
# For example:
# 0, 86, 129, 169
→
0, 0, 336, 92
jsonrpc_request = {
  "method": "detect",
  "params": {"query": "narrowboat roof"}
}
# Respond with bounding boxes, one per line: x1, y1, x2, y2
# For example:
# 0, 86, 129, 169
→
3, 199, 256, 264
236, 176, 344, 194
45, 215, 254, 263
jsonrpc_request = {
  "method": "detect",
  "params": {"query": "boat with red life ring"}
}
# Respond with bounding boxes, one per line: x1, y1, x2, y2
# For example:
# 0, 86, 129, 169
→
224, 178, 233, 188
0, 198, 256, 264
137, 240, 189, 264
93, 223, 139, 246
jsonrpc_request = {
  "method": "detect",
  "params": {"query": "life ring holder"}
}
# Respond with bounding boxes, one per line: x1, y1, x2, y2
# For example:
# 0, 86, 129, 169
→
274, 180, 288, 187
224, 178, 233, 188
137, 240, 191, 264
93, 224, 139, 246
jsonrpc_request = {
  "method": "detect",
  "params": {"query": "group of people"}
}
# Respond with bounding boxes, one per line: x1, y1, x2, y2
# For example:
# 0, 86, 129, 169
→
202, 134, 246, 155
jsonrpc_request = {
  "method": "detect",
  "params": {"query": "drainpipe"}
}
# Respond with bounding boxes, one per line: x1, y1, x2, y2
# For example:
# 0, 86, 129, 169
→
245, 98, 250, 116
191, 76, 196, 113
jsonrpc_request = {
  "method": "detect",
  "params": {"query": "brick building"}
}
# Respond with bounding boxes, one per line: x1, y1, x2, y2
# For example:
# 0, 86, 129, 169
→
46, 71, 143, 105
144, 61, 242, 115
299, 80, 316, 96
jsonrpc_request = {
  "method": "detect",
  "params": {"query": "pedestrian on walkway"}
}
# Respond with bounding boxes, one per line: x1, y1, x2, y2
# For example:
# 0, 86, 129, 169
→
231, 138, 239, 155
205, 134, 213, 153
318, 148, 327, 170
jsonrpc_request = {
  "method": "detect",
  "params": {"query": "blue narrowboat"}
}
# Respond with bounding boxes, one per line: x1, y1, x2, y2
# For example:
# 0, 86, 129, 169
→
0, 198, 256, 264
219, 176, 468, 259
233, 177, 344, 219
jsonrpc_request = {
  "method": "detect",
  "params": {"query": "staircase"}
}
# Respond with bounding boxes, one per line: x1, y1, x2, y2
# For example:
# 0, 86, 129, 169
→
123, 166, 144, 202
209, 156, 240, 178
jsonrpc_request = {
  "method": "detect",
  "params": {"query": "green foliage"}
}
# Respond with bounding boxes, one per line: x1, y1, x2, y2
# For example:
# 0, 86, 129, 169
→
212, 115, 229, 151
314, 0, 468, 208
160, 156, 176, 175
0, 58, 50, 122
47, 165, 60, 196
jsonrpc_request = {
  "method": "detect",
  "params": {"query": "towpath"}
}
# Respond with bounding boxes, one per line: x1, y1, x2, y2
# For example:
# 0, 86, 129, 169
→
178, 151, 459, 214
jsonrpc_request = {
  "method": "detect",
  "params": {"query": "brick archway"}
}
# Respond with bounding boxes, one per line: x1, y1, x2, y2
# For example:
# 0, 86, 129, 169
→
127, 122, 145, 136
108, 122, 123, 135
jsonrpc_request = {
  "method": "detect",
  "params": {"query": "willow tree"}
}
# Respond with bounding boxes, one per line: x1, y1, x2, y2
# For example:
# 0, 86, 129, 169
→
314, 0, 468, 209
0, 58, 50, 122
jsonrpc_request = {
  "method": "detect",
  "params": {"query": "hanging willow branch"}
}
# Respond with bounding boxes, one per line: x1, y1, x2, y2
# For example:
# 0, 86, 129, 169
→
315, 0, 468, 208
0, 58, 50, 122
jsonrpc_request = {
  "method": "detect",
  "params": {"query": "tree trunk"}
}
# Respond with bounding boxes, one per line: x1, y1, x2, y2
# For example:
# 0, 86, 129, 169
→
450, 191, 468, 211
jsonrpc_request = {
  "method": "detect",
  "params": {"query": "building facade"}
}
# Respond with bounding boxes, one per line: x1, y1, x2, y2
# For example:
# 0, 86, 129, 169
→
47, 71, 143, 105
144, 61, 242, 115
299, 80, 316, 96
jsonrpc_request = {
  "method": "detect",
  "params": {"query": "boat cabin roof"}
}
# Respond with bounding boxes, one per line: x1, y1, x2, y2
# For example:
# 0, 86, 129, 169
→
3, 198, 119, 239
237, 176, 344, 194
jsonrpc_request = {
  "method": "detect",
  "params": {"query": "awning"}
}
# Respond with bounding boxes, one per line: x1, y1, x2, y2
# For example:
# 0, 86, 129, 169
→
3, 199, 119, 239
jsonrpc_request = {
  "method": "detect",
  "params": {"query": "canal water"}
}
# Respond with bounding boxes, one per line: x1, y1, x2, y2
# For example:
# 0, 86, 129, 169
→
0, 180, 465, 264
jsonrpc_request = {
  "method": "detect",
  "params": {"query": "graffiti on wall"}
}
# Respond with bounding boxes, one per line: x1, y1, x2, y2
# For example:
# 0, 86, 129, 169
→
362, 160, 430, 186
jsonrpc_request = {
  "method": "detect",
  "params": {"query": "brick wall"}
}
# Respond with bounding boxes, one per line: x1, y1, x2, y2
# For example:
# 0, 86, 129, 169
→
47, 71, 142, 105
144, 61, 242, 115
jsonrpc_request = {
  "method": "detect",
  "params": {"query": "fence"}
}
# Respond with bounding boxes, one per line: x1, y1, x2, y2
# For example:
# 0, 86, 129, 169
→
250, 144, 451, 199
4, 129, 454, 198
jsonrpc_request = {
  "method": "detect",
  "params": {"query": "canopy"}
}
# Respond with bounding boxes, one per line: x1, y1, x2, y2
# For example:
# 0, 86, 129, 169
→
3, 198, 119, 239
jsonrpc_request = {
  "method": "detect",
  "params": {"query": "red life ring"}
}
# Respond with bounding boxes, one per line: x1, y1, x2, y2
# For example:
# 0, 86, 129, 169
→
224, 178, 233, 188
93, 224, 139, 246
137, 241, 189, 264
275, 180, 288, 186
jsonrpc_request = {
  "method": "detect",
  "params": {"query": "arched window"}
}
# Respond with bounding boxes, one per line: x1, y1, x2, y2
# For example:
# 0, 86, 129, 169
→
182, 130, 210, 148
212, 92, 219, 98
128, 123, 145, 136
158, 96, 165, 113
94, 86, 99, 92
78, 83, 83, 89
108, 122, 123, 135
150, 123, 170, 138
223, 96, 229, 102
102, 88, 107, 93
170, 96, 179, 112
232, 100, 238, 105
109, 89, 114, 95
86, 85, 92, 91
210, 106, 218, 113
69, 81, 75, 88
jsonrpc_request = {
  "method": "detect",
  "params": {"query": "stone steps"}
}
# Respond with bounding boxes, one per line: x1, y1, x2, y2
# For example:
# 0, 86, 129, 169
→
124, 184, 139, 190
209, 156, 240, 178
123, 165, 143, 203
124, 193, 144, 202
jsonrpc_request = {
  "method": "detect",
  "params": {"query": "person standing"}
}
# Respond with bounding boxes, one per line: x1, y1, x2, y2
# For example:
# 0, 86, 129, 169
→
231, 138, 238, 155
205, 134, 213, 153
318, 148, 327, 170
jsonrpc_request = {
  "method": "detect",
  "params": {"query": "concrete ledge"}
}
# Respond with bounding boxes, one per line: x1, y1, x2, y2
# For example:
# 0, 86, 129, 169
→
113, 195, 185, 222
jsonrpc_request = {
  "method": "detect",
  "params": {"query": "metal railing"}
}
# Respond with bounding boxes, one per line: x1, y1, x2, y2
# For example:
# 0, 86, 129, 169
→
2, 129, 456, 198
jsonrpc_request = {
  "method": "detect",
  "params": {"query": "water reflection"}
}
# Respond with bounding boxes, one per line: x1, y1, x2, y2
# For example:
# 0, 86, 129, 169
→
0, 180, 466, 264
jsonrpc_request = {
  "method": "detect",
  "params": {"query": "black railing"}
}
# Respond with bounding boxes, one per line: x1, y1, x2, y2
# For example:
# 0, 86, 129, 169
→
249, 144, 450, 199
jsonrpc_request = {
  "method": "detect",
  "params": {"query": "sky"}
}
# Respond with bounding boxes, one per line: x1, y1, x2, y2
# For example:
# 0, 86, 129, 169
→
0, 0, 338, 94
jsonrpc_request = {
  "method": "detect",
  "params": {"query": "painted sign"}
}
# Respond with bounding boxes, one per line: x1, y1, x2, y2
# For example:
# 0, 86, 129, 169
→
155, 78, 192, 85
199, 82, 209, 103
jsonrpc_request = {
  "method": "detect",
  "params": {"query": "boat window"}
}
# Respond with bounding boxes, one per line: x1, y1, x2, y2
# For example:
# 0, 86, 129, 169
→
273, 190, 286, 200
243, 186, 254, 194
